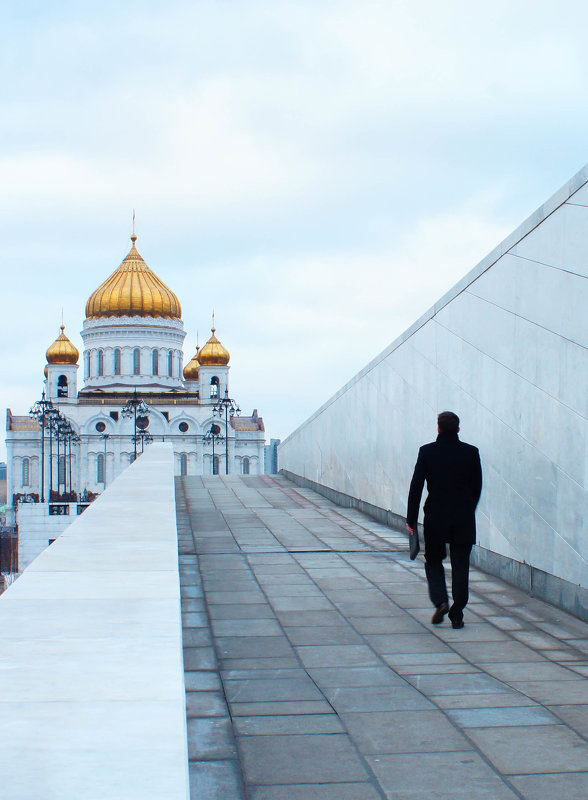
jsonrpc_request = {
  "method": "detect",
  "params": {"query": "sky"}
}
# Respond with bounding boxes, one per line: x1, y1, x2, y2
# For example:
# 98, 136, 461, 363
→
2, 0, 588, 461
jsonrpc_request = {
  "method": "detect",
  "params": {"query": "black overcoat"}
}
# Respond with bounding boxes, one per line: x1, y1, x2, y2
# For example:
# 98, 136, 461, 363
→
406, 432, 482, 545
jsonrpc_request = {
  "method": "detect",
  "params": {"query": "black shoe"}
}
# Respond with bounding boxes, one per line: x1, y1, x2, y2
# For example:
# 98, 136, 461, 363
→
451, 619, 464, 629
431, 603, 449, 625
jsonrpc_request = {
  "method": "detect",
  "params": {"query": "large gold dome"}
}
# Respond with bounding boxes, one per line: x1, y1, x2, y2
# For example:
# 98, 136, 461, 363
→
198, 327, 230, 366
46, 325, 79, 365
85, 235, 182, 320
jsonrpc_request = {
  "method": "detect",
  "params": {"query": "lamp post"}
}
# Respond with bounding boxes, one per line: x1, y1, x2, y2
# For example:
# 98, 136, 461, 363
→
58, 421, 71, 496
212, 388, 240, 475
45, 407, 61, 499
203, 423, 224, 475
132, 429, 153, 455
55, 418, 73, 497
29, 392, 54, 502
121, 390, 150, 462
69, 430, 80, 496
100, 433, 110, 487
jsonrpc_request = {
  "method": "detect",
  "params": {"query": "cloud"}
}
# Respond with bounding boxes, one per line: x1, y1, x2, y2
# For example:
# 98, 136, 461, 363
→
1, 0, 587, 463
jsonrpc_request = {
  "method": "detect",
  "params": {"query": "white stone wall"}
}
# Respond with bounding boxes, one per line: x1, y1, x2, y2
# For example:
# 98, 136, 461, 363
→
0, 444, 189, 799
280, 165, 588, 592
16, 503, 78, 571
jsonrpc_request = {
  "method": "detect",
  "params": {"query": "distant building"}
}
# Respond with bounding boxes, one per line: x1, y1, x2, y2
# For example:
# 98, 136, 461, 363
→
0, 462, 6, 505
5, 233, 266, 568
264, 439, 280, 474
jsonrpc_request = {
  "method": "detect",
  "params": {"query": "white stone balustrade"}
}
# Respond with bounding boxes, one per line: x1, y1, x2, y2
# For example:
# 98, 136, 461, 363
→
0, 443, 189, 800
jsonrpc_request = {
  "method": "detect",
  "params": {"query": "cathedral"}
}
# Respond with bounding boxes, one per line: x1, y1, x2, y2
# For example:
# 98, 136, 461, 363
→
5, 234, 265, 567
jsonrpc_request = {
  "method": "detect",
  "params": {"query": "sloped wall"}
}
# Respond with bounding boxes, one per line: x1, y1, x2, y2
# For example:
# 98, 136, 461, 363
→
280, 166, 588, 613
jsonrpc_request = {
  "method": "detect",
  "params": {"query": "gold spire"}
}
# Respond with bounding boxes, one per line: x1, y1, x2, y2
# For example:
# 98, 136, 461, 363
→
85, 235, 182, 320
46, 325, 79, 365
198, 325, 230, 366
183, 346, 200, 381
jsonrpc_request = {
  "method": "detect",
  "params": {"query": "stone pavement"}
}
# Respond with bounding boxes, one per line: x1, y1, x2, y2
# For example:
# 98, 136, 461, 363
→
175, 474, 588, 800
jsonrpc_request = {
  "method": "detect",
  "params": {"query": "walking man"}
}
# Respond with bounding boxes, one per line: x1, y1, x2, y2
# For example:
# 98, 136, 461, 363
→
406, 411, 482, 629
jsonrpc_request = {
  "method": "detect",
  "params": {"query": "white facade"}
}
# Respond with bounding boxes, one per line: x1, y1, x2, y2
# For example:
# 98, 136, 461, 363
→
280, 165, 588, 606
81, 316, 186, 392
5, 236, 265, 569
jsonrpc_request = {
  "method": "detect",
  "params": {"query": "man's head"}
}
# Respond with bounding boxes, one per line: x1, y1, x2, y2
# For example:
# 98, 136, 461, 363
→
437, 411, 460, 435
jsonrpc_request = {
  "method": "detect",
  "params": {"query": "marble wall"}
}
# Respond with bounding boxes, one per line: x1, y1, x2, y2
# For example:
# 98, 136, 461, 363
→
0, 444, 189, 799
280, 166, 588, 598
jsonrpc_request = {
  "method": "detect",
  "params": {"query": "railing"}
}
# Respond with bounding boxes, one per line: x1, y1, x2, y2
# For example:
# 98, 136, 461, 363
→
48, 504, 69, 516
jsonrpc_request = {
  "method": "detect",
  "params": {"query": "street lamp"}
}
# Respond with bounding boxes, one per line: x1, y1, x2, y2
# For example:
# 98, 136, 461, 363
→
132, 429, 153, 455
203, 423, 224, 475
69, 430, 80, 496
45, 406, 62, 499
121, 390, 150, 462
29, 392, 54, 502
55, 418, 75, 498
212, 388, 240, 475
99, 433, 110, 487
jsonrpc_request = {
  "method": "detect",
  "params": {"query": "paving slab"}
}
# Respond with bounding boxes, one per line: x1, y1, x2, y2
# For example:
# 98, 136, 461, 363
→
366, 752, 520, 799
223, 676, 324, 703
466, 724, 588, 773
239, 733, 370, 784
233, 713, 345, 735
446, 705, 559, 727
249, 784, 382, 799
189, 761, 244, 800
509, 772, 588, 799
176, 475, 588, 800
340, 709, 472, 754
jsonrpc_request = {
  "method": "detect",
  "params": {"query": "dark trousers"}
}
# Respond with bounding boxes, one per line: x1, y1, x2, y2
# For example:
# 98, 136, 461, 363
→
424, 538, 472, 622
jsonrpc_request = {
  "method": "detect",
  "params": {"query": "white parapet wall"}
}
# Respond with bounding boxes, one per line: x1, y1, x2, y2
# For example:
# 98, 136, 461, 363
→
0, 443, 189, 800
17, 502, 87, 571
279, 165, 588, 619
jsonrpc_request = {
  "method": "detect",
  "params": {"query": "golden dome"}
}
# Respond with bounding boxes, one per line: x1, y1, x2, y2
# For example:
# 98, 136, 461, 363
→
46, 325, 79, 365
85, 235, 182, 320
183, 349, 200, 380
198, 327, 230, 366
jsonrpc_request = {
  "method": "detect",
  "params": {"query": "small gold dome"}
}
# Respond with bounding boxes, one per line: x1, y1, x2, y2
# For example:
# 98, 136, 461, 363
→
85, 235, 182, 320
198, 327, 230, 366
183, 349, 200, 381
46, 325, 79, 365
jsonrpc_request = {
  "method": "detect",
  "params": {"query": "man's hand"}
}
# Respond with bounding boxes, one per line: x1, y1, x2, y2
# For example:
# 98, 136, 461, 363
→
406, 523, 414, 534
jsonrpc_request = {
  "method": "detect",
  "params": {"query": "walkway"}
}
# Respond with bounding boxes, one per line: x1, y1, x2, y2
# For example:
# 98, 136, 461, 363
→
175, 474, 588, 800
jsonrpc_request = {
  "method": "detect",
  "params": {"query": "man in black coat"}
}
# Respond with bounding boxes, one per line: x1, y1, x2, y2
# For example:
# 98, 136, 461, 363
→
406, 411, 482, 629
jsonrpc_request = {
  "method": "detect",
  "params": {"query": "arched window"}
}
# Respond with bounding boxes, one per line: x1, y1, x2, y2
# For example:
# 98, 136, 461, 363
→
152, 349, 159, 376
210, 376, 220, 399
58, 455, 66, 488
168, 350, 173, 377
242, 458, 250, 475
57, 375, 68, 398
98, 349, 104, 376
180, 453, 188, 476
22, 458, 30, 486
114, 348, 121, 375
133, 348, 141, 375
86, 352, 91, 378
97, 453, 105, 484
212, 455, 219, 475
